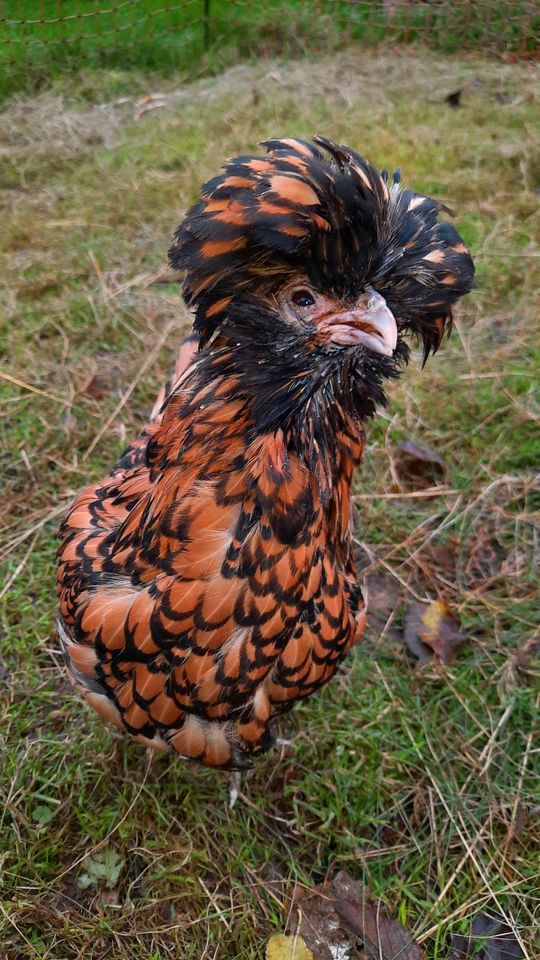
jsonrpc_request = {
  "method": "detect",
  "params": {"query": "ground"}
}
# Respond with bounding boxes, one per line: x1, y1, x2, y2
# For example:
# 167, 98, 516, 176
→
0, 47, 539, 959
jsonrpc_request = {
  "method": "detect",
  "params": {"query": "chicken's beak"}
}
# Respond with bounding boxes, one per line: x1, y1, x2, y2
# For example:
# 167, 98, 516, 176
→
324, 288, 398, 356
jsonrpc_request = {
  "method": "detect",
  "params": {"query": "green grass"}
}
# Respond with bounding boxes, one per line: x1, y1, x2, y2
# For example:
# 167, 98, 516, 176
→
1, 45, 539, 959
1, 0, 539, 103
2, 0, 339, 103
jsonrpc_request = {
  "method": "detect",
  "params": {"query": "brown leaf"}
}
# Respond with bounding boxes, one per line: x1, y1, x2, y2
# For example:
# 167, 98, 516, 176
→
367, 574, 400, 612
404, 600, 468, 664
292, 872, 423, 960
403, 604, 434, 662
293, 884, 360, 960
363, 574, 403, 646
330, 870, 368, 906
82, 374, 105, 401
428, 543, 457, 576
449, 913, 524, 960
80, 351, 123, 401
394, 440, 445, 489
446, 88, 463, 108
332, 871, 424, 960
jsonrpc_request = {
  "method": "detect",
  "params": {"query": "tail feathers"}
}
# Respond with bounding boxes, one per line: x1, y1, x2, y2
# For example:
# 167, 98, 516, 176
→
150, 332, 199, 422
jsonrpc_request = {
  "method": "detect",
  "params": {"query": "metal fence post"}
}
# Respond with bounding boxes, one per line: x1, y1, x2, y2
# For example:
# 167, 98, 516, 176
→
203, 0, 211, 50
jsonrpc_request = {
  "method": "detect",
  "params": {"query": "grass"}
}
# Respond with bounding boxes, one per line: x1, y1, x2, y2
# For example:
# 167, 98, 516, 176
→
1, 45, 539, 959
1, 0, 539, 103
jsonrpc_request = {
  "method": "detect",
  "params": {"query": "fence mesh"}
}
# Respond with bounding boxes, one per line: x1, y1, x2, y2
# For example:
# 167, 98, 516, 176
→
1, 1, 539, 101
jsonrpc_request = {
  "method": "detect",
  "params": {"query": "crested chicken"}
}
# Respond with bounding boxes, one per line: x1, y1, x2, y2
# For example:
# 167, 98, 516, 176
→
57, 136, 474, 771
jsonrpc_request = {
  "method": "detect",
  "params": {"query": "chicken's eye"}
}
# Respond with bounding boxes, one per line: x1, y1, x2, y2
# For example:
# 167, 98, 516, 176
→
291, 289, 315, 308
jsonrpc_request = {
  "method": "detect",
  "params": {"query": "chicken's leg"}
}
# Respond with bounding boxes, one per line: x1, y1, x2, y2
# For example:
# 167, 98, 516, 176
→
228, 771, 242, 808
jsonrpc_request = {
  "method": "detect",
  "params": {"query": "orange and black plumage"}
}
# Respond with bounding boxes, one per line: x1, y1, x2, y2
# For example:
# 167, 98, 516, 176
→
57, 137, 474, 770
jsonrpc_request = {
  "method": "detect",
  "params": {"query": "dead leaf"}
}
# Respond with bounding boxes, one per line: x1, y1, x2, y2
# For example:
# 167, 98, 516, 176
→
364, 574, 403, 646
404, 600, 468, 664
80, 351, 123, 402
332, 872, 423, 960
403, 604, 434, 662
336, 900, 423, 960
292, 871, 423, 960
428, 543, 457, 576
82, 374, 105, 401
446, 88, 463, 108
266, 934, 314, 960
394, 440, 445, 489
366, 574, 400, 615
449, 912, 524, 959
293, 884, 358, 960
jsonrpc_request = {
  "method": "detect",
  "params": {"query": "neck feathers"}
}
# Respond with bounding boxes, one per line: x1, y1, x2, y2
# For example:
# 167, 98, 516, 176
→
148, 343, 367, 491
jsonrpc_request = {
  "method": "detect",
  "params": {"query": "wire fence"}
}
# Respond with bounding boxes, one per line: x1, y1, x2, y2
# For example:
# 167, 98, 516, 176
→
1, 1, 539, 101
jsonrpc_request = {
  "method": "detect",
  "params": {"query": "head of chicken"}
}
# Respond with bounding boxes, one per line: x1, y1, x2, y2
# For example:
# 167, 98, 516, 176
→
169, 136, 474, 432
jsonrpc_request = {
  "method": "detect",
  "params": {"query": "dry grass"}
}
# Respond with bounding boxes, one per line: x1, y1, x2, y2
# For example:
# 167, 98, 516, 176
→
1, 47, 539, 959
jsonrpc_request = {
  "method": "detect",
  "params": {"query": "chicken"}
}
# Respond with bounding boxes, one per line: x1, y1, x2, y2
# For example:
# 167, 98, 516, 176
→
57, 136, 474, 771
